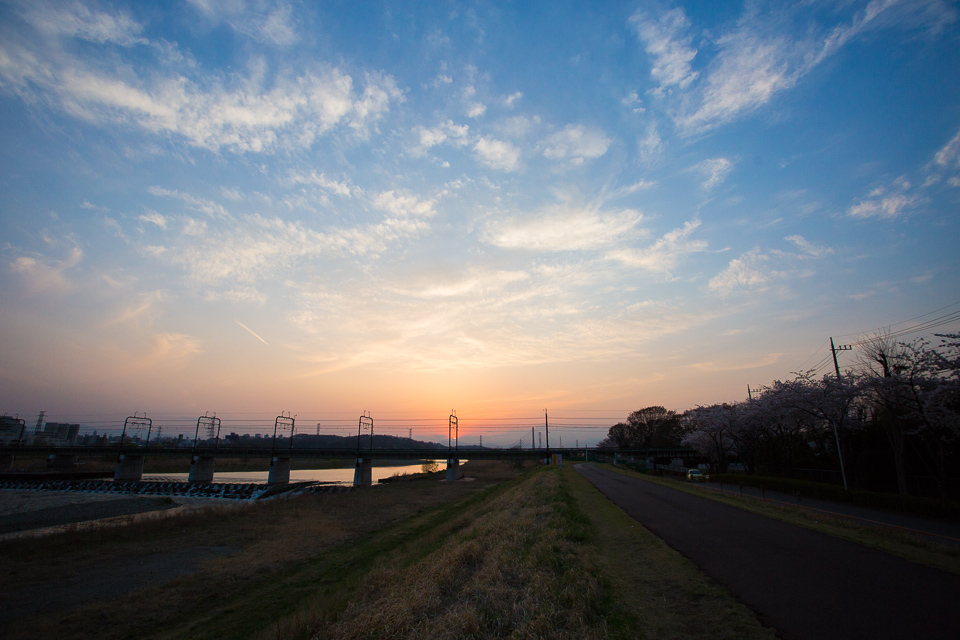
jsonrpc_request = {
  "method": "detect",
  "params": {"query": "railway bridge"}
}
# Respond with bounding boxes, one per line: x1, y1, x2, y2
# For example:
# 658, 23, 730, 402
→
0, 443, 696, 486
1, 412, 695, 486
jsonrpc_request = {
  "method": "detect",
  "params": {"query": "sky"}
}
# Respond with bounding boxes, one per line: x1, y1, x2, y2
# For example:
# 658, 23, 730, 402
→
1, 0, 959, 445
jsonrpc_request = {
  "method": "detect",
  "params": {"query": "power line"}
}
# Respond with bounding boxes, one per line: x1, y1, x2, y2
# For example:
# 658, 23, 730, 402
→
850, 310, 960, 344
834, 298, 960, 339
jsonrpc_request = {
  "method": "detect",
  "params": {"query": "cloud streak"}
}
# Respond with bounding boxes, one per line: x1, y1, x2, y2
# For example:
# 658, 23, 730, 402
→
235, 320, 269, 346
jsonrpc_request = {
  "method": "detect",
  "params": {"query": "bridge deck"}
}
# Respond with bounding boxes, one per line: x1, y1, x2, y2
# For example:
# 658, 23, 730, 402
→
1, 445, 696, 461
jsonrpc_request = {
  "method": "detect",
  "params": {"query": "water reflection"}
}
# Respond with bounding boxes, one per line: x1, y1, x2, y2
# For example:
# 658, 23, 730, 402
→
142, 461, 449, 485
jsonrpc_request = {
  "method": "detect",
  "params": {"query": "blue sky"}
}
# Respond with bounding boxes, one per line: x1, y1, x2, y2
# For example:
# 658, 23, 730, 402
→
1, 0, 959, 444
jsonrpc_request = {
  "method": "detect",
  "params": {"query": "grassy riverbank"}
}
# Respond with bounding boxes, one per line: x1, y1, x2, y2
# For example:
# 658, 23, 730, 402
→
2, 462, 774, 639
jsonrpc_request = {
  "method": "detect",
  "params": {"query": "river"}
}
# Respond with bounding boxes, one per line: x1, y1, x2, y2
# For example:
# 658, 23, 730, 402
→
141, 460, 451, 485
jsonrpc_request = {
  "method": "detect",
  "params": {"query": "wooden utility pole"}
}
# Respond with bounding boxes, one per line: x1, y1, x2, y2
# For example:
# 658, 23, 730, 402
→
544, 409, 550, 452
829, 337, 853, 491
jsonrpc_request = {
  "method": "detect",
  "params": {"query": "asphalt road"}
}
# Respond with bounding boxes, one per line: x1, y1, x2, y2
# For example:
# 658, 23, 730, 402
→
576, 464, 960, 640
700, 480, 960, 543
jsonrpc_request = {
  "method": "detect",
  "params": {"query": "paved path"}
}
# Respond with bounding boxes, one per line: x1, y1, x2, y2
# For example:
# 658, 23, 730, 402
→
577, 464, 960, 640
702, 480, 960, 543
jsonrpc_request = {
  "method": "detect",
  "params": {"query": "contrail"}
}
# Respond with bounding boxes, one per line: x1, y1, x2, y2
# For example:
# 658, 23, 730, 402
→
235, 320, 268, 345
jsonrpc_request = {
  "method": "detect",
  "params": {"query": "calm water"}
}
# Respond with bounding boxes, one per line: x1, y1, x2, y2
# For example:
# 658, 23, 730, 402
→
142, 460, 450, 485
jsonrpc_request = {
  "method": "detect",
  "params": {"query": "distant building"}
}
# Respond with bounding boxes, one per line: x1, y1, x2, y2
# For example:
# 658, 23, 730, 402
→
0, 415, 26, 445
42, 422, 81, 445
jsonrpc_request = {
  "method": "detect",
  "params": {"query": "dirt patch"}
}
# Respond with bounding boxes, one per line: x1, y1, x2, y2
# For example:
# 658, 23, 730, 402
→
0, 490, 142, 518
0, 545, 239, 627
0, 495, 176, 534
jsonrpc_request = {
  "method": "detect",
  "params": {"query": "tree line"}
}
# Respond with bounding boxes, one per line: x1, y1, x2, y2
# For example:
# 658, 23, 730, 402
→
600, 333, 960, 497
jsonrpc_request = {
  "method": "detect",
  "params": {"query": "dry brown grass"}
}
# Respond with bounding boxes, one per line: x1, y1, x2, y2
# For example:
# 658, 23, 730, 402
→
4, 461, 782, 640
0, 461, 531, 640
288, 467, 619, 640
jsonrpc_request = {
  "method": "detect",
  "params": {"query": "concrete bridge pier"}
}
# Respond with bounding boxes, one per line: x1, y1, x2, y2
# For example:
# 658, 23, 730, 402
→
188, 456, 216, 484
0, 454, 14, 472
446, 458, 460, 481
353, 457, 372, 486
268, 456, 291, 484
114, 454, 145, 481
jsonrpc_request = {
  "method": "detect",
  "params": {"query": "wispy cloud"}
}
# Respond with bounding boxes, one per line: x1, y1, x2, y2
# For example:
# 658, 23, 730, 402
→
708, 234, 832, 294
708, 248, 779, 294
668, 0, 956, 136
850, 126, 960, 216
410, 120, 470, 156
16, 0, 146, 46
9, 246, 83, 294
187, 0, 298, 46
138, 210, 168, 229
630, 8, 699, 89
606, 220, 706, 273
934, 128, 960, 168
697, 157, 734, 190
473, 136, 521, 171
927, 127, 960, 186
785, 235, 832, 258
848, 172, 923, 219
287, 171, 358, 197
145, 188, 438, 286
149, 332, 204, 360
372, 190, 437, 218
0, 15, 401, 153
462, 85, 486, 118
501, 91, 522, 108
542, 125, 611, 163
391, 268, 531, 300
148, 186, 229, 218
288, 268, 712, 372
483, 205, 642, 252
848, 188, 918, 219
637, 123, 663, 164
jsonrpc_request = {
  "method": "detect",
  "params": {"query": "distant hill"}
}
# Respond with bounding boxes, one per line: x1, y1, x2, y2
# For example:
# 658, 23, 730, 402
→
218, 432, 445, 451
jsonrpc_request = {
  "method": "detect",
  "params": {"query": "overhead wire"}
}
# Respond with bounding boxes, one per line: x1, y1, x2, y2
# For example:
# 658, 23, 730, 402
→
789, 300, 960, 378
834, 298, 960, 340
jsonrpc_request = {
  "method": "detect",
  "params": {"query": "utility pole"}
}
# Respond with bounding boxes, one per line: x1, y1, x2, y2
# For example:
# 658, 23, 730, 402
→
544, 409, 550, 453
830, 337, 852, 382
409, 428, 412, 439
829, 337, 853, 491
538, 432, 542, 448
531, 426, 535, 449
479, 435, 482, 447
